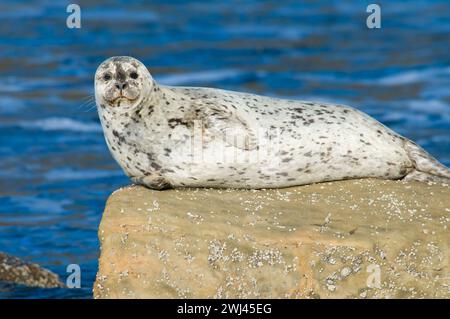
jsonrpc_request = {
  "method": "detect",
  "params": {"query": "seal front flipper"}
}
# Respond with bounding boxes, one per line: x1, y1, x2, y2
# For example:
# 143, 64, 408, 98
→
197, 104, 258, 150
131, 174, 172, 190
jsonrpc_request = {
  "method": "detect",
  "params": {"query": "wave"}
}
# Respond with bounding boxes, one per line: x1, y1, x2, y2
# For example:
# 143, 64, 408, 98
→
10, 196, 73, 214
406, 99, 450, 114
290, 66, 450, 87
157, 69, 242, 86
19, 117, 101, 133
44, 168, 123, 181
377, 66, 450, 85
82, 8, 158, 22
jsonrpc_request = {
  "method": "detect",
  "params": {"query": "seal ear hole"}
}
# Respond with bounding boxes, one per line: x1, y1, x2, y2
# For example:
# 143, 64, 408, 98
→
103, 73, 112, 81
130, 72, 139, 79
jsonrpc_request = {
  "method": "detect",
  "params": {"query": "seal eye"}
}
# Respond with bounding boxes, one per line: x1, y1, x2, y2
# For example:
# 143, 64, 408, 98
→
103, 73, 111, 81
130, 72, 138, 79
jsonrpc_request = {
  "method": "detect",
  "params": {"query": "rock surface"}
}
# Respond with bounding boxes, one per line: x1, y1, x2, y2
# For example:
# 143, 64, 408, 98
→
0, 252, 64, 288
94, 179, 449, 299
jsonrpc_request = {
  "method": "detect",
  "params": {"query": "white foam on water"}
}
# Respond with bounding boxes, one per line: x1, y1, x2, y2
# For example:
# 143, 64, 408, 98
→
82, 8, 158, 22
20, 117, 101, 133
0, 96, 26, 113
157, 69, 241, 86
406, 99, 449, 114
11, 197, 73, 214
0, 76, 62, 93
44, 168, 123, 181
225, 24, 307, 40
380, 111, 427, 123
377, 66, 450, 85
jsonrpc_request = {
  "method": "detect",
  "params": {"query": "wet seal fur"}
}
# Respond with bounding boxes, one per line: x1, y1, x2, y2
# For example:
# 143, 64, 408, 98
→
95, 56, 450, 190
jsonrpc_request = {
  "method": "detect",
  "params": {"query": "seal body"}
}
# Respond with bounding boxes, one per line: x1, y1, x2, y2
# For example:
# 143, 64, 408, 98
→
95, 56, 450, 189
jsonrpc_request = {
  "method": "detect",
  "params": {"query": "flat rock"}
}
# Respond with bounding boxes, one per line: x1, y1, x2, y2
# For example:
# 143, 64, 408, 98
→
94, 179, 449, 298
0, 252, 64, 288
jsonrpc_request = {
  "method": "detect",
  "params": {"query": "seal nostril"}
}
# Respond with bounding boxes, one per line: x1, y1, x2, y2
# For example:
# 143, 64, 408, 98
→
115, 83, 127, 90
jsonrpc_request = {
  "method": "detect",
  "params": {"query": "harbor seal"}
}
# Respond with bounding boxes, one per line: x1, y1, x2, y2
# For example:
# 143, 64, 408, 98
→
95, 56, 450, 189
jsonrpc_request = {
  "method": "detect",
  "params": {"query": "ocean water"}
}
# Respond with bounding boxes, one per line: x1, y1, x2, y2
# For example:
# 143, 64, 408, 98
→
0, 0, 449, 298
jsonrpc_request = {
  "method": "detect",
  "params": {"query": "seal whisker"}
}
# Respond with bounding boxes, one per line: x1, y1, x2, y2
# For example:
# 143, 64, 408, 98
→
77, 94, 95, 104
77, 97, 96, 111
83, 102, 98, 113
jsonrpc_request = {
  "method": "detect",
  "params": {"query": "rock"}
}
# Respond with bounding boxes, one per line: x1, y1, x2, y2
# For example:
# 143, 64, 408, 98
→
94, 179, 450, 299
0, 252, 64, 288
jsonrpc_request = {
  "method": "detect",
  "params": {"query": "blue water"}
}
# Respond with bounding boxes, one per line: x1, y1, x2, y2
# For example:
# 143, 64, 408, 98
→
0, 0, 449, 298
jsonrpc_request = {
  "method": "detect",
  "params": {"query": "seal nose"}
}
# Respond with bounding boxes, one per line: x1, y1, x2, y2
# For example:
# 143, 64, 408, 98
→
115, 83, 128, 90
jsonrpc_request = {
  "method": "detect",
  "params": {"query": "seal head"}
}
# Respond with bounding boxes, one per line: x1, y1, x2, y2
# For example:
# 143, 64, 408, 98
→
95, 56, 153, 114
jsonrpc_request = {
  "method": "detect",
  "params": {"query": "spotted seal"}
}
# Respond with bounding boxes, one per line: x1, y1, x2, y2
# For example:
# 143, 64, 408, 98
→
94, 56, 450, 189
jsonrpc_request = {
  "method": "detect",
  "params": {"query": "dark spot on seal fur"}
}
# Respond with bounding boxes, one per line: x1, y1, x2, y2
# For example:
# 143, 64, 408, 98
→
151, 162, 162, 170
168, 118, 189, 129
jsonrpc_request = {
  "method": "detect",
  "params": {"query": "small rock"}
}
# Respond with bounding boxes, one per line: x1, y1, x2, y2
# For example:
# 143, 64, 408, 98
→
0, 252, 64, 288
340, 267, 352, 278
327, 284, 336, 292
